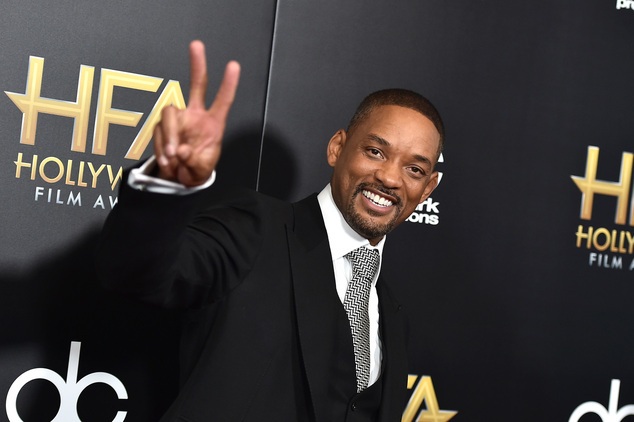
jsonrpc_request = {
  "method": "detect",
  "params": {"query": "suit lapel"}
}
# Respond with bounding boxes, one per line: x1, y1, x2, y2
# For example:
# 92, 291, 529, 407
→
287, 195, 408, 421
286, 194, 343, 422
376, 277, 408, 421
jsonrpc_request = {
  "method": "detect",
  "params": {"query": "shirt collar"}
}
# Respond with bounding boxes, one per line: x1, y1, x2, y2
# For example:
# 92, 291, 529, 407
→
317, 184, 386, 261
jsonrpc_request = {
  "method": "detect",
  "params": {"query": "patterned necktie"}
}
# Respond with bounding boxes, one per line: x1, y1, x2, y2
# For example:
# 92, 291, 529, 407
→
344, 246, 380, 393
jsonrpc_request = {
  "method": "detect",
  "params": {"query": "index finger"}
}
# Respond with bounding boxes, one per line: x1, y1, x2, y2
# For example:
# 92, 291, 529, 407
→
188, 40, 208, 109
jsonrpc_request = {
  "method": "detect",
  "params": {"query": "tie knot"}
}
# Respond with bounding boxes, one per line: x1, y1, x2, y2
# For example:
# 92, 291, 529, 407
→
346, 247, 380, 280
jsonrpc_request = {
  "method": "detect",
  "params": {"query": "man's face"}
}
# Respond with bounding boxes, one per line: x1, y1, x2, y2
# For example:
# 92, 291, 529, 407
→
327, 105, 440, 245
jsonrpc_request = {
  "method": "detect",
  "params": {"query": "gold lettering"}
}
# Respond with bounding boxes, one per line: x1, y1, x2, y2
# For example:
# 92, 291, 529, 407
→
618, 230, 627, 253
39, 156, 64, 183
592, 227, 611, 251
14, 153, 38, 179
576, 225, 593, 249
107, 165, 123, 191
92, 69, 163, 156
627, 232, 634, 254
126, 79, 185, 159
610, 230, 619, 252
87, 162, 106, 188
571, 146, 633, 225
65, 159, 75, 186
31, 155, 38, 180
77, 161, 87, 187
5, 56, 94, 151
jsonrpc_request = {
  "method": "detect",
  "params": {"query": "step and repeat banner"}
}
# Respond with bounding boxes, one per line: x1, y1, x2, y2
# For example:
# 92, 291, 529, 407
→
2, 0, 634, 421
0, 1, 275, 420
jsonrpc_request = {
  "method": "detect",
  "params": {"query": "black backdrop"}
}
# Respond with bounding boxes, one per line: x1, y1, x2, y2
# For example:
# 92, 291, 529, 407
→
2, 1, 634, 421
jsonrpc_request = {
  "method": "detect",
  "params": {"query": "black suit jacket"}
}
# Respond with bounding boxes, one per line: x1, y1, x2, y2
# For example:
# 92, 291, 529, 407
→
97, 181, 408, 421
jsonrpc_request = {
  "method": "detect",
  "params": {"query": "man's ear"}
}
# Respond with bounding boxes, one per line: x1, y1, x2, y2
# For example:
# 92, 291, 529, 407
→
327, 129, 346, 168
419, 171, 439, 204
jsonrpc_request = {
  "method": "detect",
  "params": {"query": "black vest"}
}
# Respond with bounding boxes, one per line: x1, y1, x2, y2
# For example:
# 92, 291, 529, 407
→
319, 298, 383, 422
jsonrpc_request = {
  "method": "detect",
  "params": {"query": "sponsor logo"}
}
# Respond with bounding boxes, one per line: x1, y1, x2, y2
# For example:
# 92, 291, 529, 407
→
5, 342, 128, 422
569, 379, 634, 422
616, 0, 634, 10
571, 146, 634, 270
406, 153, 443, 226
5, 55, 184, 210
402, 375, 457, 422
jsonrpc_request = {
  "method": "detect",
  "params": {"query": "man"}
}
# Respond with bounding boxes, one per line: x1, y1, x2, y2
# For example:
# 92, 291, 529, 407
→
97, 40, 443, 422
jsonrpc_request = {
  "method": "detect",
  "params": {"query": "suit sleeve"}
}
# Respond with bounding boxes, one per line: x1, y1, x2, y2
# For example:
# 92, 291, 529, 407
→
95, 176, 264, 309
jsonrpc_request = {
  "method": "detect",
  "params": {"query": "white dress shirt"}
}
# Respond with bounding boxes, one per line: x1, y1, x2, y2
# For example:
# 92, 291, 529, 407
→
317, 184, 385, 387
128, 156, 216, 194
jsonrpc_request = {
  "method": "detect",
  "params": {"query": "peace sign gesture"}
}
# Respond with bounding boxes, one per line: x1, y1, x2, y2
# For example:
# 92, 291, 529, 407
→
154, 40, 241, 187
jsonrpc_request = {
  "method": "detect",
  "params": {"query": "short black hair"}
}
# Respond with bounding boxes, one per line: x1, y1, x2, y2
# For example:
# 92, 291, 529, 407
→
346, 88, 444, 158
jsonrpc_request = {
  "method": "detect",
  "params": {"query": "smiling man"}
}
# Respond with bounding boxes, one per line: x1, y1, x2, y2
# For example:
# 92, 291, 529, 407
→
328, 101, 442, 246
97, 41, 444, 422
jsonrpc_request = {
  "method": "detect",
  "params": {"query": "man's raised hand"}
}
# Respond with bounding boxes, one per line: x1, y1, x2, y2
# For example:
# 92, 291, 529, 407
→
154, 40, 241, 187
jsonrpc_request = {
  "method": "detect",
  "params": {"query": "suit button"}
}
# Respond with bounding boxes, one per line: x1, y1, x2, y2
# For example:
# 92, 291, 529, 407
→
351, 401, 357, 411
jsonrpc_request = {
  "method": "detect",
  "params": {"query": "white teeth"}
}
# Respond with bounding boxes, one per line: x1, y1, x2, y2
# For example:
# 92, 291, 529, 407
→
362, 190, 393, 207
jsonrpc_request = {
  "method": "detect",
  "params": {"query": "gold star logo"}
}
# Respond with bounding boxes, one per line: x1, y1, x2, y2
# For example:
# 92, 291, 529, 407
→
402, 375, 457, 422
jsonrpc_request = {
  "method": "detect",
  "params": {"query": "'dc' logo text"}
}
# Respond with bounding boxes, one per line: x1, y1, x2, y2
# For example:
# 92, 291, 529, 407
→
569, 379, 634, 422
5, 341, 128, 422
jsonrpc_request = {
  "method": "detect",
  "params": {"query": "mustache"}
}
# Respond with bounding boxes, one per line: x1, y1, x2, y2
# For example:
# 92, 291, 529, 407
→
354, 182, 402, 206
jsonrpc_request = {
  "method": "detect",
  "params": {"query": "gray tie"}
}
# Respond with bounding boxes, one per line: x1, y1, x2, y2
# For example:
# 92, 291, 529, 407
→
344, 246, 380, 392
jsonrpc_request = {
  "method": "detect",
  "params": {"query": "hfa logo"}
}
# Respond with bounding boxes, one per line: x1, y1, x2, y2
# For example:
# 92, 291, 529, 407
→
6, 55, 184, 159
569, 379, 634, 422
402, 375, 457, 422
406, 153, 444, 226
5, 342, 128, 422
5, 55, 185, 209
571, 146, 634, 270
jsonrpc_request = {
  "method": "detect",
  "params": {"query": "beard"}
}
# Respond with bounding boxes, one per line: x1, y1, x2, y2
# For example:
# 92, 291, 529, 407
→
342, 183, 404, 240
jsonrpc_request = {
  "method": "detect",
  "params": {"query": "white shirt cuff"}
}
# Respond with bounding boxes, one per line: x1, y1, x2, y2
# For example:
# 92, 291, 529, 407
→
128, 156, 216, 195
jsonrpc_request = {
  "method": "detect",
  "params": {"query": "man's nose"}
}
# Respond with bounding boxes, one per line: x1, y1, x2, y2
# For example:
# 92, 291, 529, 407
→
374, 162, 402, 188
